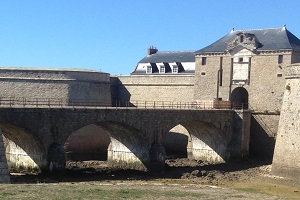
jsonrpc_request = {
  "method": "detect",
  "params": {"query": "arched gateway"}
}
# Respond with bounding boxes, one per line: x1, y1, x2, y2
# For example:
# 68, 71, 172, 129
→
231, 87, 249, 109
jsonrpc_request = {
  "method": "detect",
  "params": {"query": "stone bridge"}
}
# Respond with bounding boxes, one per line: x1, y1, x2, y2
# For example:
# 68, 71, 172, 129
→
0, 106, 251, 174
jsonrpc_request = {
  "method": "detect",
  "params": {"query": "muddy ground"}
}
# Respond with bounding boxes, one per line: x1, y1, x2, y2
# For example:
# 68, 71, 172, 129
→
10, 158, 300, 199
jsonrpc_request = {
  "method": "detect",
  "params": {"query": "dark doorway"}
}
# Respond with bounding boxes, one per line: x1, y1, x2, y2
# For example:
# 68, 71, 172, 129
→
231, 87, 249, 109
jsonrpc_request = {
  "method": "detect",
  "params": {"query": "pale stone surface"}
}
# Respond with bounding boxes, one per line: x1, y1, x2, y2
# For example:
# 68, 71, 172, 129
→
272, 64, 300, 179
0, 67, 111, 106
116, 75, 195, 104
0, 129, 10, 183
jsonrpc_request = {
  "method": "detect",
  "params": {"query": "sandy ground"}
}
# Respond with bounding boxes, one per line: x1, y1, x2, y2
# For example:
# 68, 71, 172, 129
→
9, 158, 300, 200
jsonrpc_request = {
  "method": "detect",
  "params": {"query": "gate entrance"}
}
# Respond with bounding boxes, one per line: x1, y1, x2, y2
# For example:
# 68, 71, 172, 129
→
231, 87, 249, 109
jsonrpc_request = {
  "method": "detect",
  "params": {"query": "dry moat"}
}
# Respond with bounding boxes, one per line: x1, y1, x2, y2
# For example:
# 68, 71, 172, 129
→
8, 158, 300, 200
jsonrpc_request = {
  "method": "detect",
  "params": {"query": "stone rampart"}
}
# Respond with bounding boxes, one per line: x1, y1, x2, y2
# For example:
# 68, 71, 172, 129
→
272, 64, 300, 179
113, 75, 195, 105
0, 67, 111, 106
0, 129, 10, 183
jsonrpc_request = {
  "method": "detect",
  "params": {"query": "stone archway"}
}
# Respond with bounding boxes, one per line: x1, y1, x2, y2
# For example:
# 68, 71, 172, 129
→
162, 124, 189, 159
0, 124, 47, 172
181, 121, 230, 163
231, 87, 249, 109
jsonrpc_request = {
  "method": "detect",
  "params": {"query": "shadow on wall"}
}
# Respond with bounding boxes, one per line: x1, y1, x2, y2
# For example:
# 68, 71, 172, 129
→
249, 116, 275, 161
112, 78, 132, 107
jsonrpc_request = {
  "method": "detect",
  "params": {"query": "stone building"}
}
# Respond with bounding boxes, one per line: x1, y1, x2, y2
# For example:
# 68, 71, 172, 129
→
112, 47, 196, 106
114, 26, 300, 159
194, 26, 300, 158
132, 46, 195, 75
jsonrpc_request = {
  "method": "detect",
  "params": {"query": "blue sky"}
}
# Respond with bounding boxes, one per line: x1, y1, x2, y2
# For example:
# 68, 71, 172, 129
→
0, 0, 300, 75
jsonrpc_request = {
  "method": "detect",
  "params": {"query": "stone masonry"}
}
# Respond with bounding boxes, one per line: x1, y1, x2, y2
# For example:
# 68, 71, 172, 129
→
272, 64, 300, 179
0, 129, 10, 183
0, 67, 111, 106
113, 75, 195, 105
0, 107, 250, 172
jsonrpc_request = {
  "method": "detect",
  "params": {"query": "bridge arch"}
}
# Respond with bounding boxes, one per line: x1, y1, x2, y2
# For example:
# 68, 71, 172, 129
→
62, 121, 150, 171
165, 120, 231, 164
64, 124, 111, 161
183, 121, 230, 163
0, 124, 47, 172
163, 124, 189, 158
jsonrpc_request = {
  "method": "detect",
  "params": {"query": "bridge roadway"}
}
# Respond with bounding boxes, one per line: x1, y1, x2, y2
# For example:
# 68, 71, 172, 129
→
0, 105, 251, 172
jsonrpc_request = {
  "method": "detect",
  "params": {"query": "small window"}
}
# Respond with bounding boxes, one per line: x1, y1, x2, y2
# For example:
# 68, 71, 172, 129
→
278, 55, 283, 64
201, 72, 206, 75
146, 66, 152, 73
160, 66, 165, 73
238, 57, 243, 63
172, 66, 178, 73
277, 74, 283, 77
201, 57, 206, 65
240, 35, 244, 43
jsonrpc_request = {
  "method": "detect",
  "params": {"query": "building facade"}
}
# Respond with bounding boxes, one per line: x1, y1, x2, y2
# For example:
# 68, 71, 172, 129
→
112, 47, 196, 106
115, 26, 300, 158
132, 46, 195, 75
194, 26, 300, 158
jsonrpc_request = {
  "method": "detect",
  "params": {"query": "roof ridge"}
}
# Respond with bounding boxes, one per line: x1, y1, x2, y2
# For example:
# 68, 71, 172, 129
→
232, 27, 282, 32
156, 50, 195, 53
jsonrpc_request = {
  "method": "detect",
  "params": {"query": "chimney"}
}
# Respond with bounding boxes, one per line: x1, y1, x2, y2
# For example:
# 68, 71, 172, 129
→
147, 46, 158, 55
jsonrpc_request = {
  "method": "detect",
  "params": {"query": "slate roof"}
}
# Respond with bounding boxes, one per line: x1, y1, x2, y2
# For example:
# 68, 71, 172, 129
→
138, 51, 195, 63
195, 27, 300, 53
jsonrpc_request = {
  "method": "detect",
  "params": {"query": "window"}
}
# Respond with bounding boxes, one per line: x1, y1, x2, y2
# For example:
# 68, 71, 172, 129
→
146, 66, 152, 73
238, 57, 243, 63
201, 57, 206, 65
201, 72, 206, 75
240, 35, 244, 43
172, 66, 178, 73
278, 55, 283, 64
160, 66, 165, 73
277, 74, 283, 77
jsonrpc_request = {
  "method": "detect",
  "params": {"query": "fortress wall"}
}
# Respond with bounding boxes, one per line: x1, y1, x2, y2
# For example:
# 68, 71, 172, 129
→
114, 75, 195, 104
0, 68, 111, 105
194, 55, 221, 101
272, 64, 300, 179
248, 53, 288, 111
194, 52, 293, 159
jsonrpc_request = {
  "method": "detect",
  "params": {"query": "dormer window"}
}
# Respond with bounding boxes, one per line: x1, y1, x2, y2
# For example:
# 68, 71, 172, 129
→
160, 66, 165, 73
240, 35, 244, 43
146, 66, 152, 73
172, 66, 178, 73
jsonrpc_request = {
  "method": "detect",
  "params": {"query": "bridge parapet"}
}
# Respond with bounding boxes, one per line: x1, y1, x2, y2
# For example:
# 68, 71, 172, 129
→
0, 96, 249, 111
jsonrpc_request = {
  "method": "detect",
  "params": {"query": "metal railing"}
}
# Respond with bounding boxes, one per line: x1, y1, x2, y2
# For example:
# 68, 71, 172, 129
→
0, 96, 249, 110
0, 97, 111, 108
115, 100, 234, 110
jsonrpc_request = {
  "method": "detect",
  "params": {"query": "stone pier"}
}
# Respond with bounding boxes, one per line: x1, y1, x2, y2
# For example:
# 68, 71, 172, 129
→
272, 64, 300, 179
0, 129, 10, 183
